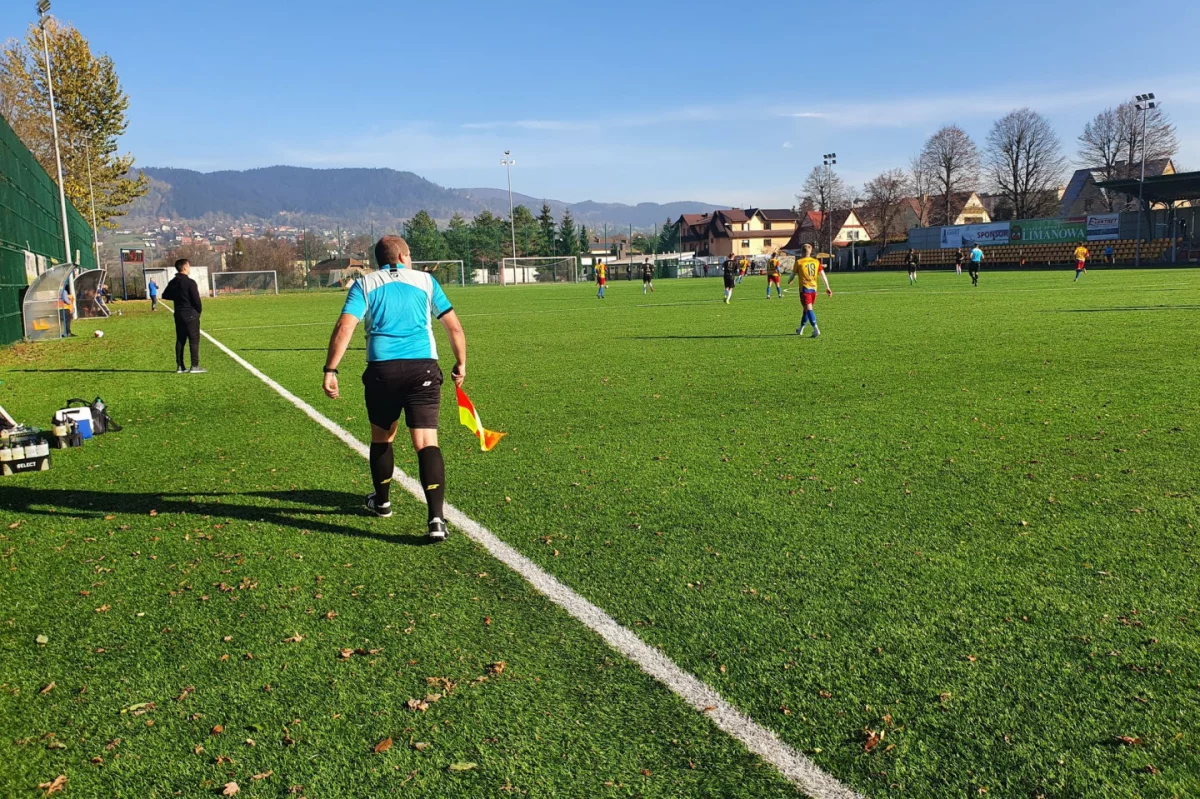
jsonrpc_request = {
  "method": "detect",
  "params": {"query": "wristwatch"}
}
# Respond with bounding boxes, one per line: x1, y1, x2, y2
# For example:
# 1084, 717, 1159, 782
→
323, 367, 339, 374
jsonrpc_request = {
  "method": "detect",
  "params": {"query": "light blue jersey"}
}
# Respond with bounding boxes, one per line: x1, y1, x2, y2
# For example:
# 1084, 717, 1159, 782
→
970, 247, 984, 263
341, 266, 453, 362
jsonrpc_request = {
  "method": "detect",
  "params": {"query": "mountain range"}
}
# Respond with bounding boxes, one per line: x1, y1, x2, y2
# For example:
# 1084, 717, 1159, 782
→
128, 166, 724, 230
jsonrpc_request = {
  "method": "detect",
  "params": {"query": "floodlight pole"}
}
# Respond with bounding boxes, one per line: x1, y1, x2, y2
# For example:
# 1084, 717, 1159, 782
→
83, 135, 100, 263
502, 151, 516, 286
38, 1, 72, 267
1134, 93, 1156, 267
823, 153, 837, 260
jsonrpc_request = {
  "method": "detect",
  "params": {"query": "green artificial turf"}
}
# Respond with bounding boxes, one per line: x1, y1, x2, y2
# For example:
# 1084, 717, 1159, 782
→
2, 268, 1199, 798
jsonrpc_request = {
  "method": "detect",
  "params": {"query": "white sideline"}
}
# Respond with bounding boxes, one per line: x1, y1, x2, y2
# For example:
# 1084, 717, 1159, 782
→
193, 324, 863, 799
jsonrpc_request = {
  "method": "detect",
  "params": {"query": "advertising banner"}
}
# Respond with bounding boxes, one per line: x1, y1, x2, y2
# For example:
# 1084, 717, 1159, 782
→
962, 222, 1010, 246
939, 226, 964, 248
1010, 217, 1087, 243
1086, 213, 1120, 241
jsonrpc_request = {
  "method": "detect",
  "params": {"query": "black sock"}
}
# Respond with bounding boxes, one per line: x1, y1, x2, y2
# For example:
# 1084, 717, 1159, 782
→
417, 446, 446, 523
369, 442, 393, 505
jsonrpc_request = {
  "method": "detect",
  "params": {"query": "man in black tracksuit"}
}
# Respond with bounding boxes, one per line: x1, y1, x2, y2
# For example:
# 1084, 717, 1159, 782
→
161, 259, 206, 374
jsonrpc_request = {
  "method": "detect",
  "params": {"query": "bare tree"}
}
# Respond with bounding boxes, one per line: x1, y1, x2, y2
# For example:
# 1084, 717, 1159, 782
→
799, 165, 849, 252
985, 108, 1066, 220
908, 155, 934, 227
1078, 103, 1178, 210
859, 168, 910, 245
919, 125, 981, 225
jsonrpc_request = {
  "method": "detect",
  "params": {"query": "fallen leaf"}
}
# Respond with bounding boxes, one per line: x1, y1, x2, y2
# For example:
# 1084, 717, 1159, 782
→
193, 744, 204, 755
863, 728, 883, 752
323, 611, 337, 620
338, 648, 354, 660
46, 740, 67, 750
282, 634, 304, 644
1145, 764, 1160, 775
412, 741, 430, 751
90, 756, 103, 766
120, 702, 155, 715
214, 755, 233, 765
448, 762, 478, 772
244, 738, 255, 747
104, 515, 116, 521
35, 634, 48, 645
39, 682, 55, 695
489, 661, 506, 675
210, 725, 224, 735
251, 771, 273, 781
149, 509, 158, 517
95, 605, 111, 613
1116, 735, 1142, 746
175, 686, 195, 702
406, 698, 429, 712
640, 769, 653, 777
221, 782, 239, 796
374, 737, 393, 754
37, 775, 67, 795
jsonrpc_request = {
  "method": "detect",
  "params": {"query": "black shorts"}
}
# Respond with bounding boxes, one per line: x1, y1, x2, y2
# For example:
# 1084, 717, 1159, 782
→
643, 275, 652, 283
362, 359, 443, 430
723, 275, 736, 289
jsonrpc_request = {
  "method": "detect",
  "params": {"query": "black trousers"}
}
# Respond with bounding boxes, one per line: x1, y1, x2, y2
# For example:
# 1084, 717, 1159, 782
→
174, 309, 201, 369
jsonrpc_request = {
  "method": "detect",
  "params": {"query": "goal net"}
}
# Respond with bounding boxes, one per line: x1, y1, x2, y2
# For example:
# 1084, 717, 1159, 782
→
413, 260, 465, 287
500, 256, 579, 284
212, 270, 279, 296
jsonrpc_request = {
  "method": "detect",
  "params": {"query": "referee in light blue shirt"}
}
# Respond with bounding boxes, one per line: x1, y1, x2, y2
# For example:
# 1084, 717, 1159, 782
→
322, 235, 467, 541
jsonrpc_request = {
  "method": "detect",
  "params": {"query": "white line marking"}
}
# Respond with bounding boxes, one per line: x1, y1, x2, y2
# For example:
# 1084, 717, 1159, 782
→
194, 324, 862, 799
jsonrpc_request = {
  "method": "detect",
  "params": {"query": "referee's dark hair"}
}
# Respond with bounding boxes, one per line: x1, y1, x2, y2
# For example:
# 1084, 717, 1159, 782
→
375, 236, 411, 267
174, 258, 190, 270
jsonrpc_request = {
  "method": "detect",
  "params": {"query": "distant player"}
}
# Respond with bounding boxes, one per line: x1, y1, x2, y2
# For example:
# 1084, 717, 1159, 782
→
642, 258, 654, 294
766, 251, 783, 298
968, 244, 983, 286
788, 244, 832, 337
954, 248, 964, 276
722, 256, 737, 303
735, 255, 748, 285
1073, 244, 1089, 282
596, 261, 607, 299
905, 248, 919, 285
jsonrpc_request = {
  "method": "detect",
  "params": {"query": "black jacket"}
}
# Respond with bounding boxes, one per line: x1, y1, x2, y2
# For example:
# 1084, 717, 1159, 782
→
162, 273, 203, 314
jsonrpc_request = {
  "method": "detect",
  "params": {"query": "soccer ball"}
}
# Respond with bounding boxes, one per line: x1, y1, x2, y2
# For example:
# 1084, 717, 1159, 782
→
93, 330, 104, 338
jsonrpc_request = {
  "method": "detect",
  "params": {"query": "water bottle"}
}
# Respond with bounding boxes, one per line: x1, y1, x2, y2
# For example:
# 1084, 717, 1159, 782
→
10, 444, 24, 460
0, 444, 11, 465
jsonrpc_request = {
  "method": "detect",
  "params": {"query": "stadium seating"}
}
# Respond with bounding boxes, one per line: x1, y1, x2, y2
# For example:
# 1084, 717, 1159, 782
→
870, 239, 1176, 267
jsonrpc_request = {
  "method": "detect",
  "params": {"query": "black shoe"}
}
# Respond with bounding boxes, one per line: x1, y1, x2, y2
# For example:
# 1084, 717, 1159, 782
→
428, 517, 448, 542
366, 493, 392, 518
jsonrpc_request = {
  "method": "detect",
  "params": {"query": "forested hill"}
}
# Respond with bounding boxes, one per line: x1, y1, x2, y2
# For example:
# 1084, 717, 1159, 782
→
130, 166, 723, 229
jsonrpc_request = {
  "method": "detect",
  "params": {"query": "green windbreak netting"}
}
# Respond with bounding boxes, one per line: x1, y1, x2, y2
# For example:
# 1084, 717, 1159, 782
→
0, 111, 97, 345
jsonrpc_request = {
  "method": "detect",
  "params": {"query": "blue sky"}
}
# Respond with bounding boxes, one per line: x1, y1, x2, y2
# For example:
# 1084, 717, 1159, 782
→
4, 0, 1199, 207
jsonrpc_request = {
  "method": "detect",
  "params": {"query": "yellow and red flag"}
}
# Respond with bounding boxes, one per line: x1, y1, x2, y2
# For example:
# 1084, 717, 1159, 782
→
456, 386, 506, 452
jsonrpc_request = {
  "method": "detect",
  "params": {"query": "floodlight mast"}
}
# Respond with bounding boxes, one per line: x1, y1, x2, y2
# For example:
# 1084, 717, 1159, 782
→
1134, 93, 1157, 266
502, 151, 517, 286
822, 153, 838, 257
37, 0, 72, 267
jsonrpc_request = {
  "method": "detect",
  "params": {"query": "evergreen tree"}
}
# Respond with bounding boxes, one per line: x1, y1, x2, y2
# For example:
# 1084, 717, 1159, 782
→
402, 210, 449, 263
535, 202, 556, 255
558, 210, 576, 257
511, 204, 537, 256
578, 224, 589, 256
470, 211, 505, 267
444, 213, 471, 266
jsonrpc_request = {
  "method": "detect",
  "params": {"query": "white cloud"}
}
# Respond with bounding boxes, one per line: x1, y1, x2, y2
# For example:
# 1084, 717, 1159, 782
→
782, 141, 793, 149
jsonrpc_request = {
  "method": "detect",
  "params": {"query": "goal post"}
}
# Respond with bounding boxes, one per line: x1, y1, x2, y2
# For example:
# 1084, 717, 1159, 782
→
211, 270, 279, 296
412, 260, 466, 288
500, 256, 580, 285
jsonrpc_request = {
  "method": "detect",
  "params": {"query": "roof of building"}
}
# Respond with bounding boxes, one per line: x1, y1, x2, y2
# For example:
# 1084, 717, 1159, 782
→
758, 208, 802, 221
1095, 169, 1200, 204
927, 192, 983, 226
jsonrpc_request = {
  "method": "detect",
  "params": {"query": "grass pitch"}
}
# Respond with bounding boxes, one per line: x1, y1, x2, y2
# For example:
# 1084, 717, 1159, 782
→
2, 268, 1199, 798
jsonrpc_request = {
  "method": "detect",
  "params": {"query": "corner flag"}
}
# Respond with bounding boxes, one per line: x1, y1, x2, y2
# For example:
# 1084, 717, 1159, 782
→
456, 386, 506, 452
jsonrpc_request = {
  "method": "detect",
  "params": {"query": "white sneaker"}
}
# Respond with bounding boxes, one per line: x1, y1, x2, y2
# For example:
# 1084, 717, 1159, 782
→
796, 326, 806, 336
812, 328, 821, 338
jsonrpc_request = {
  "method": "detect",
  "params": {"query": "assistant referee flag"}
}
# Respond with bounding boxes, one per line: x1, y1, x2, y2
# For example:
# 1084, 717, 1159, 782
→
456, 386, 506, 451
